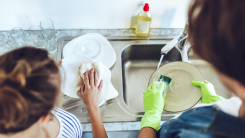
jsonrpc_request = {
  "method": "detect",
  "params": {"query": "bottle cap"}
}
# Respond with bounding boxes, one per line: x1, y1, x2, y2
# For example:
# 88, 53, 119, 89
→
143, 3, 149, 12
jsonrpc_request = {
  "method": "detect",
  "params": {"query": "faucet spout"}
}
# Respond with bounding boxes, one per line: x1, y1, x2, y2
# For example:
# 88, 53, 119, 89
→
160, 34, 181, 55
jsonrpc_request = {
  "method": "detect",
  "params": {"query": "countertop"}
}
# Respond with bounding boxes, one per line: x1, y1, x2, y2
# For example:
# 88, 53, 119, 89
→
0, 28, 183, 132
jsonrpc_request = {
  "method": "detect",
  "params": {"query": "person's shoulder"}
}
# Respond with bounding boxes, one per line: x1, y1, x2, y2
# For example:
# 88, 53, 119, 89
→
53, 107, 81, 123
214, 96, 242, 117
52, 107, 83, 138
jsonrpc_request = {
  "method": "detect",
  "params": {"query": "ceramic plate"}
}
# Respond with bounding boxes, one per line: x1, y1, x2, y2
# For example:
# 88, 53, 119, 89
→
149, 61, 204, 112
62, 33, 116, 68
60, 54, 93, 98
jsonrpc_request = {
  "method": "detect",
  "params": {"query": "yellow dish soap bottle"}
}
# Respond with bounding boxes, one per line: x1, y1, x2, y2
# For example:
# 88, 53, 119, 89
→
135, 3, 152, 37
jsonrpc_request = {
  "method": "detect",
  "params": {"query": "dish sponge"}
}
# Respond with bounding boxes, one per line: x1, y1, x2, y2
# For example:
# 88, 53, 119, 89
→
156, 74, 172, 94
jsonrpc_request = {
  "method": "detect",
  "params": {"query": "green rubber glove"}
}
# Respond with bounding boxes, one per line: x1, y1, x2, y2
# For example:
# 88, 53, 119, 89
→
140, 81, 165, 131
192, 80, 225, 104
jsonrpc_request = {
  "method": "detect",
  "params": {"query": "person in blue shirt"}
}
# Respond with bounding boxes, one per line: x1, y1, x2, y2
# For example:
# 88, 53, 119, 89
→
138, 0, 245, 138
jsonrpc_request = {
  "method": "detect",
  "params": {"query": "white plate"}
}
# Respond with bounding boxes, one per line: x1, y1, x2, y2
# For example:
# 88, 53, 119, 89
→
60, 54, 93, 98
149, 61, 204, 112
63, 33, 116, 68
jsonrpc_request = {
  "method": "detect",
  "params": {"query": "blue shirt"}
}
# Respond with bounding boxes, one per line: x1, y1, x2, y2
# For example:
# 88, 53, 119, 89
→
158, 106, 245, 138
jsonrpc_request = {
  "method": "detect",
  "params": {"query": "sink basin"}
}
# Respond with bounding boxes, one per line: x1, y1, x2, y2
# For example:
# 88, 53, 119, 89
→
56, 36, 232, 123
121, 45, 181, 112
121, 44, 232, 112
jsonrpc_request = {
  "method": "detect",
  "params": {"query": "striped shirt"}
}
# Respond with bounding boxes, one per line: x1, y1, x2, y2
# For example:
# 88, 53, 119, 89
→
52, 107, 83, 138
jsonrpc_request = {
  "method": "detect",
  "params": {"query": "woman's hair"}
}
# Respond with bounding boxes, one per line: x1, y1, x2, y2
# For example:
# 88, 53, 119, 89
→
188, 0, 245, 85
0, 47, 60, 134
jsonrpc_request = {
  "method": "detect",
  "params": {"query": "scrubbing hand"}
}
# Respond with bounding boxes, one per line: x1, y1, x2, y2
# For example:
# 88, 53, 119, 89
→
192, 80, 225, 104
140, 82, 165, 131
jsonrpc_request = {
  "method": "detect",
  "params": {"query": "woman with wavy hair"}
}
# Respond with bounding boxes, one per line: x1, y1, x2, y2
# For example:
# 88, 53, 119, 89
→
0, 47, 107, 138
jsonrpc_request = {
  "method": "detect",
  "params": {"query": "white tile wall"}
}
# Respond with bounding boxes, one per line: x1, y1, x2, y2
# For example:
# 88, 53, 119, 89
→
0, 0, 191, 30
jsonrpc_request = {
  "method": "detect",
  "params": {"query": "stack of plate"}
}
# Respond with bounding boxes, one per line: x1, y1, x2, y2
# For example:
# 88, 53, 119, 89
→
61, 33, 116, 98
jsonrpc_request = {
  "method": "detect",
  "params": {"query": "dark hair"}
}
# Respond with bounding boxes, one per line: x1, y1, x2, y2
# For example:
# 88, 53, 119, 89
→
0, 47, 60, 134
188, 0, 245, 85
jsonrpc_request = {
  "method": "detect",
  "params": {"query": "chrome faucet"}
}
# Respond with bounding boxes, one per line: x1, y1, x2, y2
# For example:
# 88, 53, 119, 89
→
161, 23, 191, 62
177, 23, 189, 50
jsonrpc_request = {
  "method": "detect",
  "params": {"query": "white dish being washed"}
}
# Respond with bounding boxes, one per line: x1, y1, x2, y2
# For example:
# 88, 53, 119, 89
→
60, 54, 93, 98
149, 61, 204, 112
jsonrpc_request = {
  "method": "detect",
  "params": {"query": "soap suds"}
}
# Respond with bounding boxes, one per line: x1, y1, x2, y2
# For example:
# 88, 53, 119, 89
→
164, 69, 195, 105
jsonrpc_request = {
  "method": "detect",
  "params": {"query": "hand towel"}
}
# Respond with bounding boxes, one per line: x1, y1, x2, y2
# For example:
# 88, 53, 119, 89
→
76, 62, 118, 106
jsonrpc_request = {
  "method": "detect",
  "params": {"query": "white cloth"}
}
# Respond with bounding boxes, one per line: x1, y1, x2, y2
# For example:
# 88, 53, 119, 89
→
173, 97, 242, 119
76, 62, 118, 106
215, 97, 242, 117
192, 97, 242, 117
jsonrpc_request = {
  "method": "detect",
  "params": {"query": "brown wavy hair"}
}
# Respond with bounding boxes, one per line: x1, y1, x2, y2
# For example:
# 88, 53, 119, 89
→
188, 0, 245, 85
0, 47, 60, 134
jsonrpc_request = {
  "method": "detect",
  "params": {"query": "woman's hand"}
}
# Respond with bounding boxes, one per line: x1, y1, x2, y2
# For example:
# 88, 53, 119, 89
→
78, 68, 103, 109
78, 68, 107, 138
59, 62, 107, 138
192, 80, 225, 103
141, 82, 165, 131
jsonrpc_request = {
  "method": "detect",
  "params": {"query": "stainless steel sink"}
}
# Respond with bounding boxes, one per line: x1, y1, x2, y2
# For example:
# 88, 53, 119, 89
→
121, 45, 181, 112
56, 36, 232, 123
